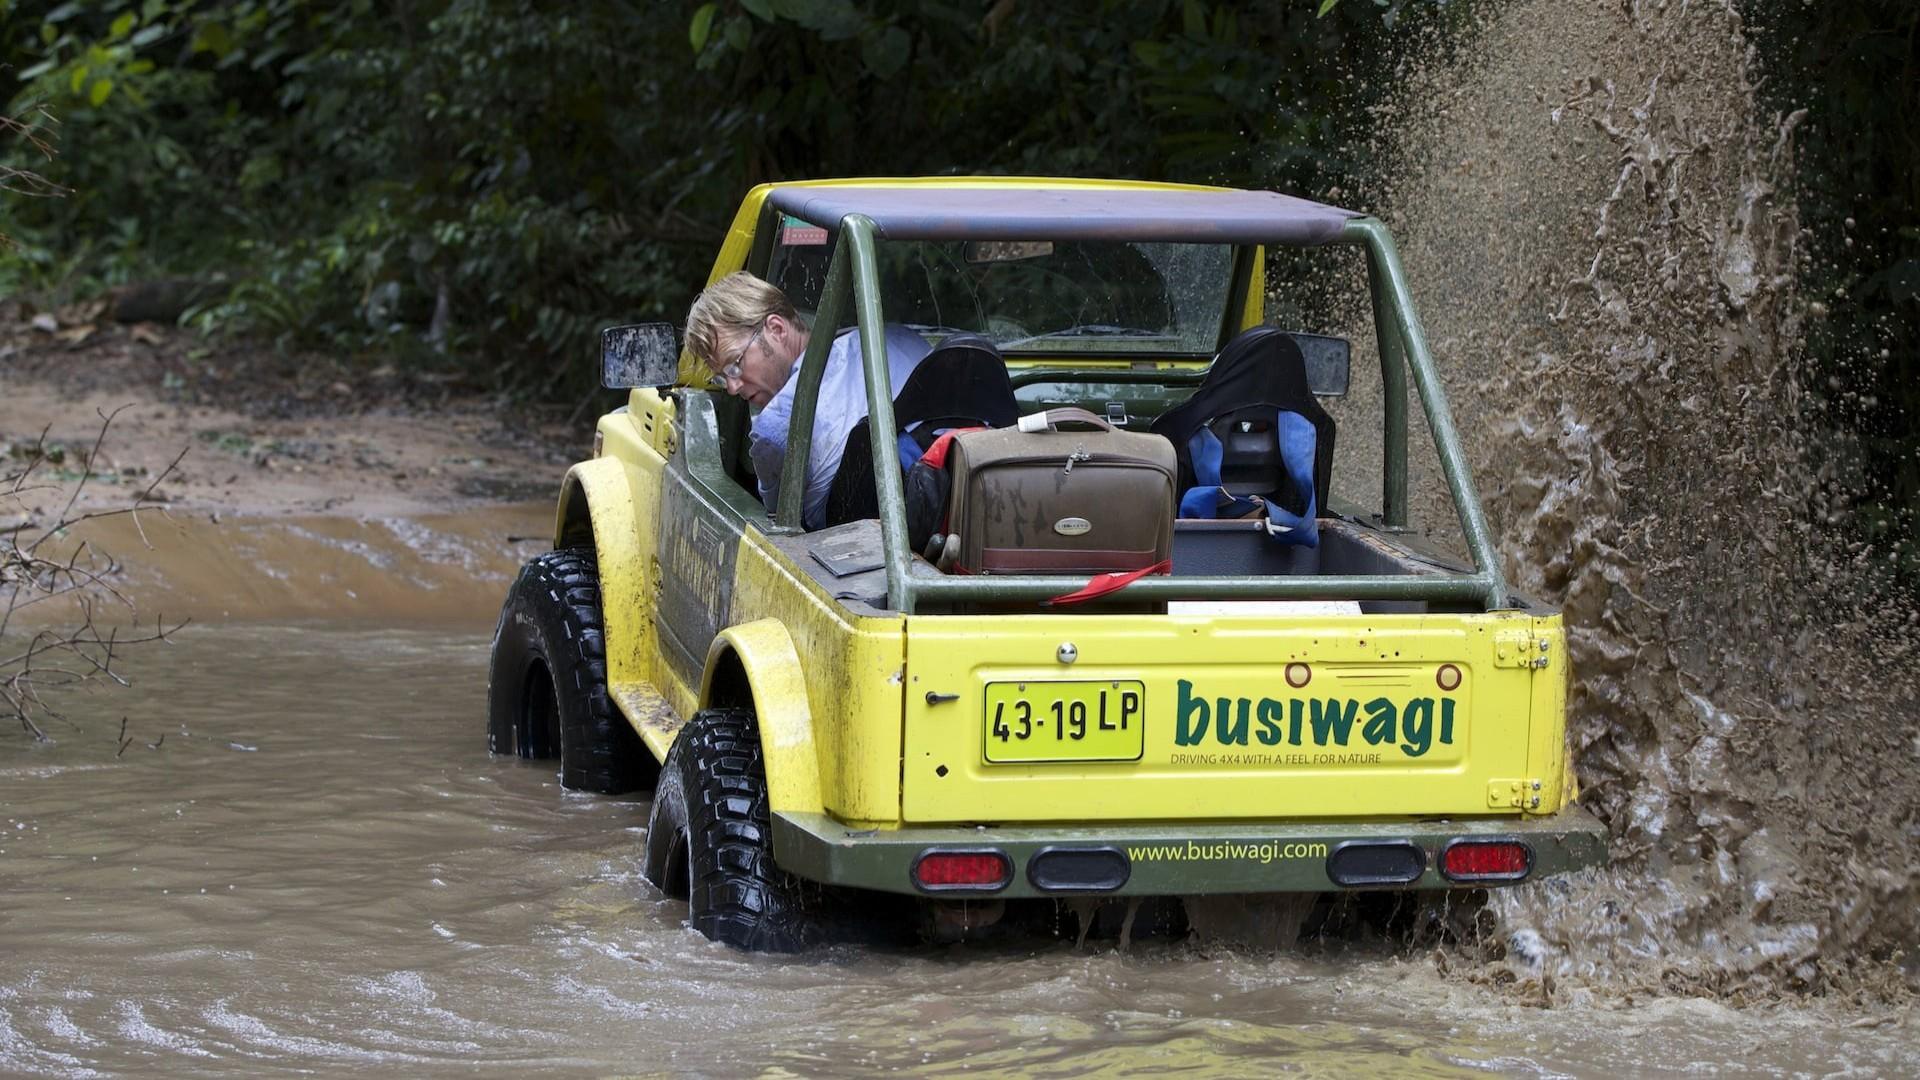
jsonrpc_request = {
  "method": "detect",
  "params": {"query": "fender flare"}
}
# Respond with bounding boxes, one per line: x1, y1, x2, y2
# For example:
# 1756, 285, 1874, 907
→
702, 620, 823, 817
554, 458, 650, 686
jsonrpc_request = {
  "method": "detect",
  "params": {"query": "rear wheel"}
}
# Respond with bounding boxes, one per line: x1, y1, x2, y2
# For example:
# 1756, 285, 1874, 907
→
487, 549, 655, 793
643, 707, 813, 951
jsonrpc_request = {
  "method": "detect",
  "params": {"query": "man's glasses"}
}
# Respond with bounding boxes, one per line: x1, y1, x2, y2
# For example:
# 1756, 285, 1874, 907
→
707, 317, 767, 389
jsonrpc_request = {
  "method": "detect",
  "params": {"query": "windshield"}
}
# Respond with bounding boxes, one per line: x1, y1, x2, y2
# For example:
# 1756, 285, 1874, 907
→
766, 227, 1237, 357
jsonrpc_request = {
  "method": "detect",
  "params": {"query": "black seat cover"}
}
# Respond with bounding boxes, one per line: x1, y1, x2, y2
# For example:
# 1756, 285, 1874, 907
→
1149, 327, 1336, 517
822, 334, 1018, 529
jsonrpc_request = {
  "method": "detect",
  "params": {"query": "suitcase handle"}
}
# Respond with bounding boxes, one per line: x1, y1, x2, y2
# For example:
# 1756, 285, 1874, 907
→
1014, 406, 1115, 434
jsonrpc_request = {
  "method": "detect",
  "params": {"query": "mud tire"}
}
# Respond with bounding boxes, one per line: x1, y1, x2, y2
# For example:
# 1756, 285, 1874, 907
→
643, 707, 813, 952
487, 549, 654, 794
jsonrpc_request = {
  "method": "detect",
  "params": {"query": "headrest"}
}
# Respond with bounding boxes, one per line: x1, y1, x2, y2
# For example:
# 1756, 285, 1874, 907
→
1149, 327, 1316, 439
1149, 327, 1336, 513
891, 333, 1019, 432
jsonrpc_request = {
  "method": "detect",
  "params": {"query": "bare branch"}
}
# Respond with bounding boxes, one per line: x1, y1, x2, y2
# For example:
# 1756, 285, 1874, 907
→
0, 104, 69, 202
3, 408, 189, 739
31, 404, 134, 551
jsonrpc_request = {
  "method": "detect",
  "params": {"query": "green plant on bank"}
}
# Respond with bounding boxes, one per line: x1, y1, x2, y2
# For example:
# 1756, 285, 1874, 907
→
194, 428, 254, 456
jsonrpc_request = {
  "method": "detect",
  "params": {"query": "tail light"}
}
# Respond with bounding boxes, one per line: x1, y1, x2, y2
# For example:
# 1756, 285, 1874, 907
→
1441, 839, 1533, 883
912, 849, 1012, 892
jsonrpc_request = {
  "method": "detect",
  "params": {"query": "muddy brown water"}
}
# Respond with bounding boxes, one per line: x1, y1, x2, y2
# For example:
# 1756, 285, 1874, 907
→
4, 613, 1915, 1077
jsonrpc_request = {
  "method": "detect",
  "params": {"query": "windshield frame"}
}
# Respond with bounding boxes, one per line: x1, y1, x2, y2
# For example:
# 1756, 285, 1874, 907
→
743, 201, 1509, 613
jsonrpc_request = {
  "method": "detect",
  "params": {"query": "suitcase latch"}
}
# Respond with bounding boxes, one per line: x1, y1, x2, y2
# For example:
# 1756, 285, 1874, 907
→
1105, 401, 1129, 426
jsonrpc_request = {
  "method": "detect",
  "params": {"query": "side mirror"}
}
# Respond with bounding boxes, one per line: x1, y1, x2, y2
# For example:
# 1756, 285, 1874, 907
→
1284, 331, 1351, 398
601, 323, 682, 389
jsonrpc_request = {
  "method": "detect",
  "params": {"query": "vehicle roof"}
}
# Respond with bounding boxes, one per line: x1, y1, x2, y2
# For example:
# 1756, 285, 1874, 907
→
761, 177, 1360, 247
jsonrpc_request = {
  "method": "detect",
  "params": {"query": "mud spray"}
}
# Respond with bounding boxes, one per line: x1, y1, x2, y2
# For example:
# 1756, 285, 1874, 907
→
1348, 0, 1918, 1001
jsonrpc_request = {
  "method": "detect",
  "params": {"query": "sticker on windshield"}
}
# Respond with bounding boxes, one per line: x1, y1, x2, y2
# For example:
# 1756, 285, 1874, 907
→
780, 214, 828, 246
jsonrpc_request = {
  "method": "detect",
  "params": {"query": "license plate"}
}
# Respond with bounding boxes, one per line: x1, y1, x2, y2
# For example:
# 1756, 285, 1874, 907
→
983, 681, 1145, 763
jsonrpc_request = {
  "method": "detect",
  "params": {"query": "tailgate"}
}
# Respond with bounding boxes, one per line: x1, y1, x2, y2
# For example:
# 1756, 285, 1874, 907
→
900, 610, 1560, 823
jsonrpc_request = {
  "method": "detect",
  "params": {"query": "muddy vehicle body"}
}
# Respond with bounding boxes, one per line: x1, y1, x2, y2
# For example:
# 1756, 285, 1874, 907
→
488, 178, 1606, 950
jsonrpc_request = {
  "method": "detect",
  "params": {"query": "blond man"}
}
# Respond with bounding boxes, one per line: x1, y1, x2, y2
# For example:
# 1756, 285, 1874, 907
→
687, 272, 931, 528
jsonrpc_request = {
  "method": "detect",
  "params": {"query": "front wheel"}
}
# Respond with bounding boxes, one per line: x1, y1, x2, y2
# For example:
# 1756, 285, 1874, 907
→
643, 707, 814, 952
487, 549, 655, 794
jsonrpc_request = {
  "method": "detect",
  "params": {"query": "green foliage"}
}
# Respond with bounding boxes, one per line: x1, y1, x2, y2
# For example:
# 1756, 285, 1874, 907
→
0, 0, 1422, 395
5, 3, 234, 286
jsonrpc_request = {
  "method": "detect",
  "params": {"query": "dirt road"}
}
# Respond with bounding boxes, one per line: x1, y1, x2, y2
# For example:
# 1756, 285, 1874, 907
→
3, 314, 567, 623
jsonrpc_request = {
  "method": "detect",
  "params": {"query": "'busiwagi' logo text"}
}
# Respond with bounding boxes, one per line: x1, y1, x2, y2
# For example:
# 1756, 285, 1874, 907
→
1174, 679, 1456, 758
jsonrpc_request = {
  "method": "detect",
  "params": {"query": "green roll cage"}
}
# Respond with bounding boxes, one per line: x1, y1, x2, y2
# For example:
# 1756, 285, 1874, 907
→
763, 212, 1508, 614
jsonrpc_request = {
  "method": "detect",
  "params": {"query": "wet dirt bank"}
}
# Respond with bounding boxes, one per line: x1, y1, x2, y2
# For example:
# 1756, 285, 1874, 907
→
3, 624, 1914, 1077
3, 333, 567, 627
28, 505, 551, 626
1372, 0, 1919, 999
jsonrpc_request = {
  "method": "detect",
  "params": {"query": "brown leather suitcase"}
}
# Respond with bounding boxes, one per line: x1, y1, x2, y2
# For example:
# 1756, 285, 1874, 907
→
945, 407, 1176, 575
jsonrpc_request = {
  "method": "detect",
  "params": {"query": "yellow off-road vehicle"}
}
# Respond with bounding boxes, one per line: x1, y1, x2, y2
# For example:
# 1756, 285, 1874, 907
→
487, 178, 1605, 951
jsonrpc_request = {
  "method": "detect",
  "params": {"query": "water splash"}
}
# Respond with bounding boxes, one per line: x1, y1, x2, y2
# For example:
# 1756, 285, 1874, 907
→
1376, 0, 1918, 999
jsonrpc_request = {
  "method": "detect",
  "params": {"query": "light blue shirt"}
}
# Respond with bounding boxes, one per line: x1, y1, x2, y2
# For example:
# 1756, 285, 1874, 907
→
749, 324, 932, 529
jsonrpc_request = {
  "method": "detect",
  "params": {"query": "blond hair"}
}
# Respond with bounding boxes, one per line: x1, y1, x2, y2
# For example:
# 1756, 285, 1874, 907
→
684, 271, 798, 366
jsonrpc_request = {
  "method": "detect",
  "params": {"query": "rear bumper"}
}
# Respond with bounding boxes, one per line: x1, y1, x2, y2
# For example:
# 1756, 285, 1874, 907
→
771, 805, 1608, 898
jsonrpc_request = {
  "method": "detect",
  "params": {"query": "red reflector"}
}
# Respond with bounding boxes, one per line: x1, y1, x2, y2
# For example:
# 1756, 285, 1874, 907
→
1442, 841, 1531, 881
913, 851, 1011, 890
